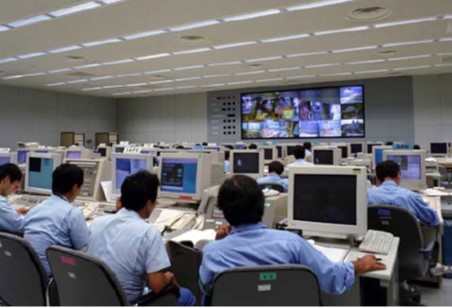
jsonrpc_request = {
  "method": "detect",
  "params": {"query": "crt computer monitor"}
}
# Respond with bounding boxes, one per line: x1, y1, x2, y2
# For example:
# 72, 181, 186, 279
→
229, 150, 264, 179
349, 142, 364, 155
372, 146, 392, 170
334, 143, 348, 159
66, 150, 82, 159
260, 146, 277, 164
25, 152, 62, 194
287, 165, 367, 239
312, 147, 341, 165
0, 153, 16, 166
383, 150, 427, 190
366, 142, 383, 154
430, 143, 448, 156
111, 153, 153, 194
17, 149, 29, 164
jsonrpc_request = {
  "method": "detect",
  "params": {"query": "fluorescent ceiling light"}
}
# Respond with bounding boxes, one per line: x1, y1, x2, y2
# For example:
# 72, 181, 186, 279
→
126, 83, 147, 87
144, 69, 171, 74
176, 85, 197, 89
175, 77, 201, 82
22, 72, 46, 77
268, 67, 301, 72
388, 55, 432, 61
0, 57, 18, 64
98, 0, 124, 4
47, 82, 66, 86
245, 56, 283, 63
82, 38, 122, 47
444, 15, 452, 20
74, 63, 101, 69
286, 0, 353, 11
436, 52, 452, 56
439, 37, 452, 42
82, 87, 101, 91
103, 59, 134, 65
201, 83, 225, 87
17, 52, 47, 59
332, 45, 378, 53
49, 1, 100, 17
434, 63, 452, 67
103, 85, 124, 89
90, 75, 114, 81
393, 65, 431, 71
174, 65, 205, 71
320, 72, 352, 77
8, 15, 52, 28
261, 34, 310, 43
122, 30, 167, 40
286, 51, 328, 58
345, 59, 385, 65
48, 45, 82, 54
314, 26, 369, 36
148, 80, 172, 85
116, 73, 142, 78
222, 9, 281, 22
133, 90, 153, 94
255, 77, 284, 83
48, 68, 72, 74
0, 25, 10, 32
172, 48, 212, 55
374, 16, 438, 28
2, 75, 24, 80
203, 74, 232, 78
305, 63, 342, 68
213, 41, 257, 49
227, 80, 253, 85
112, 92, 132, 95
354, 69, 389, 74
235, 70, 266, 76
169, 20, 220, 31
286, 75, 316, 79
136, 53, 170, 61
382, 39, 434, 47
67, 79, 88, 84
208, 61, 242, 67
154, 87, 174, 92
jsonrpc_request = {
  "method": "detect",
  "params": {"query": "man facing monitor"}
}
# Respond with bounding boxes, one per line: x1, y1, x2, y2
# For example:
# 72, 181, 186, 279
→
368, 160, 439, 227
199, 175, 385, 299
288, 145, 314, 167
303, 141, 312, 158
256, 161, 288, 192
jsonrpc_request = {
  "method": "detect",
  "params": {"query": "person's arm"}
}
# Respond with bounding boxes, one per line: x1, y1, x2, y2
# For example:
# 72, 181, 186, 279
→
0, 199, 25, 233
143, 229, 172, 292
147, 271, 179, 293
411, 194, 440, 227
68, 208, 91, 251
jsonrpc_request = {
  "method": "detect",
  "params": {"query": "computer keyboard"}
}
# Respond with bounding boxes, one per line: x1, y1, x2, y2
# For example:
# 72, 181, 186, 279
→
82, 202, 100, 220
359, 229, 393, 255
10, 195, 46, 209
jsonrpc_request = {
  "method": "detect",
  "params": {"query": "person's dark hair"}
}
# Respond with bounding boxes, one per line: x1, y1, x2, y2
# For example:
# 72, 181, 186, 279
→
175, 145, 185, 150
202, 142, 208, 146
375, 160, 400, 182
385, 141, 394, 146
268, 161, 284, 175
121, 170, 159, 212
0, 163, 23, 182
293, 145, 306, 159
52, 164, 84, 195
218, 175, 264, 226
303, 141, 312, 151
225, 145, 234, 150
248, 143, 258, 150
224, 150, 230, 161
413, 144, 421, 150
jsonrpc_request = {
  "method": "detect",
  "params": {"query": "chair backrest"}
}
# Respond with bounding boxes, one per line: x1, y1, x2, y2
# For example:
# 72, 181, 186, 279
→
258, 183, 285, 192
211, 265, 321, 306
0, 232, 48, 306
46, 245, 129, 306
368, 205, 427, 281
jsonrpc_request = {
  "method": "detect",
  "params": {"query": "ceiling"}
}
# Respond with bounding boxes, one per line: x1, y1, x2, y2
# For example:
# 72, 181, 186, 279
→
0, 0, 451, 98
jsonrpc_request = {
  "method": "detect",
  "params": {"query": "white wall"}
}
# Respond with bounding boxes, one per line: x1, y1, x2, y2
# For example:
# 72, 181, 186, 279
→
116, 93, 208, 144
413, 73, 452, 149
0, 84, 116, 148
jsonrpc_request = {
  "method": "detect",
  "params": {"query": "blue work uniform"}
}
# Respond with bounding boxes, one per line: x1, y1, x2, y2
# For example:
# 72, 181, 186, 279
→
367, 180, 439, 227
88, 208, 195, 305
24, 195, 90, 276
224, 160, 230, 174
256, 173, 289, 192
200, 223, 354, 296
288, 159, 314, 167
0, 196, 25, 233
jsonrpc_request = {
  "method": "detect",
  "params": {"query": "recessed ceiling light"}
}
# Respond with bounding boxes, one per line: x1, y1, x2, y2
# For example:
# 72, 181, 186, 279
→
144, 69, 171, 74
103, 85, 124, 89
47, 82, 66, 86
286, 75, 316, 79
261, 34, 310, 43
7, 15, 52, 28
332, 45, 378, 53
374, 16, 438, 28
126, 83, 148, 87
227, 80, 254, 85
174, 65, 205, 71
148, 80, 173, 85
177, 85, 197, 89
169, 20, 220, 32
235, 70, 266, 76
268, 67, 301, 72
354, 69, 390, 74
90, 75, 114, 81
388, 54, 432, 61
347, 7, 392, 22
320, 72, 353, 77
0, 57, 18, 64
116, 73, 142, 78
255, 77, 284, 83
103, 59, 134, 65
67, 79, 88, 84
286, 51, 328, 58
172, 48, 212, 55
48, 68, 72, 74
82, 38, 122, 47
201, 83, 225, 87
49, 1, 101, 17
382, 39, 434, 48
314, 26, 369, 36
208, 61, 242, 67
175, 77, 201, 82
22, 72, 46, 77
133, 90, 153, 94
213, 41, 257, 49
222, 9, 281, 22
122, 30, 167, 40
345, 59, 385, 65
112, 92, 132, 96
74, 63, 101, 69
0, 25, 10, 32
49, 45, 82, 54
245, 56, 283, 63
17, 52, 47, 59
135, 53, 171, 61
393, 65, 431, 71
2, 75, 24, 80
286, 0, 353, 11
82, 87, 101, 91
305, 63, 342, 69
204, 74, 232, 78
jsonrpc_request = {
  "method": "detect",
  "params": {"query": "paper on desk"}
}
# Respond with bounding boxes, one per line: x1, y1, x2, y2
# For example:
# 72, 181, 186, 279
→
171, 229, 216, 246
100, 181, 115, 202
421, 188, 451, 197
311, 244, 348, 263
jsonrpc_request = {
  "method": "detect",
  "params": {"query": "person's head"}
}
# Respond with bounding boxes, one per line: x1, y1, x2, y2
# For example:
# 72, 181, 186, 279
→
268, 161, 284, 176
202, 142, 208, 146
120, 170, 159, 218
225, 145, 234, 150
248, 143, 258, 150
385, 141, 394, 146
303, 141, 312, 151
224, 150, 230, 161
293, 145, 306, 159
175, 145, 185, 150
375, 160, 400, 185
218, 175, 264, 226
413, 144, 421, 150
0, 163, 23, 197
52, 164, 84, 202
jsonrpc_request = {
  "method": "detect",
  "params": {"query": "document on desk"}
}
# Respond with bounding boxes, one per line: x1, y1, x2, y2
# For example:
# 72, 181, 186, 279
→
170, 229, 216, 248
311, 244, 349, 263
420, 188, 451, 197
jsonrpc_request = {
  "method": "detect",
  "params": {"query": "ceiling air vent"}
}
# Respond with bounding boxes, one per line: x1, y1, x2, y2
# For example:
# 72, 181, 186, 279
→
67, 71, 95, 78
377, 50, 397, 57
178, 35, 209, 45
347, 7, 392, 22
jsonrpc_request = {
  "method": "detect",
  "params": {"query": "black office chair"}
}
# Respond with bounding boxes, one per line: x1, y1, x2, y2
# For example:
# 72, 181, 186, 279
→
368, 205, 438, 305
211, 265, 322, 306
258, 183, 285, 193
46, 245, 179, 306
0, 232, 49, 306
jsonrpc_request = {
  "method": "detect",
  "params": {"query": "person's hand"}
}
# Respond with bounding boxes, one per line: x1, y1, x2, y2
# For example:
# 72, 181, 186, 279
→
215, 224, 231, 240
164, 271, 180, 290
16, 207, 29, 215
352, 254, 386, 274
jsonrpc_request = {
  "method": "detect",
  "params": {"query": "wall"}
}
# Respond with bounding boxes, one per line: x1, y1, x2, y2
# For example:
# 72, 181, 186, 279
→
116, 93, 208, 143
0, 84, 116, 148
413, 73, 452, 149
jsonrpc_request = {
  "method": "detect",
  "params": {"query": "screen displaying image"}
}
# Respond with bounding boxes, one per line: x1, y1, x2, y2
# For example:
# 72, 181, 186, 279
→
387, 155, 422, 180
160, 158, 198, 194
115, 158, 148, 190
241, 85, 364, 139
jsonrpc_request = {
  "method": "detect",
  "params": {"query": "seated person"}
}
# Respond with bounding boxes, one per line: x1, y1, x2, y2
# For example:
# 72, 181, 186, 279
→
303, 141, 312, 158
248, 143, 258, 150
199, 175, 385, 298
413, 144, 421, 150
88, 171, 195, 305
224, 150, 230, 174
288, 145, 314, 167
24, 164, 90, 276
0, 163, 28, 233
256, 161, 288, 192
368, 160, 439, 227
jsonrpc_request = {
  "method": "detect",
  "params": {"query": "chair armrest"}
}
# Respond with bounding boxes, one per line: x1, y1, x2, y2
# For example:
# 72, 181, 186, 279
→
132, 285, 180, 306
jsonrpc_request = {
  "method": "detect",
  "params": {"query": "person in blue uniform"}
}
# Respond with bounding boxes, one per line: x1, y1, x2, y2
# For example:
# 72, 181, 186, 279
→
88, 170, 195, 305
0, 163, 28, 233
256, 161, 288, 191
288, 145, 314, 167
24, 164, 90, 276
199, 175, 385, 299
368, 160, 439, 226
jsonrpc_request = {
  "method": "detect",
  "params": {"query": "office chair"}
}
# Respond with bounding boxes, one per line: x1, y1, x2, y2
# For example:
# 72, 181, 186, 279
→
46, 245, 179, 306
211, 265, 322, 306
258, 183, 285, 192
438, 166, 451, 188
368, 205, 438, 305
0, 232, 49, 306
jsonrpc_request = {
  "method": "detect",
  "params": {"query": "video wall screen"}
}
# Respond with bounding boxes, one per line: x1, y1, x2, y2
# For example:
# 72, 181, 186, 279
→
241, 85, 364, 139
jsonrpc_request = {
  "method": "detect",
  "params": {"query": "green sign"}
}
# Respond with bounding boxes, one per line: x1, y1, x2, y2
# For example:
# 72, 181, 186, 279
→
259, 272, 277, 281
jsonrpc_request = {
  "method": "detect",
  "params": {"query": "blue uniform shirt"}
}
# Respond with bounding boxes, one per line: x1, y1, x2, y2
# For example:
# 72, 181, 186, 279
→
256, 173, 289, 192
24, 195, 90, 276
200, 223, 354, 295
367, 180, 439, 227
88, 208, 171, 302
0, 196, 25, 233
224, 160, 230, 174
288, 159, 314, 167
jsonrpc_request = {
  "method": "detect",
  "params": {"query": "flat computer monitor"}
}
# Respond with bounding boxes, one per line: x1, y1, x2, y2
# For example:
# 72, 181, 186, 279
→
372, 146, 392, 170
349, 142, 364, 155
111, 153, 153, 194
285, 145, 297, 157
159, 152, 211, 201
260, 146, 277, 164
17, 149, 29, 164
287, 165, 367, 239
430, 142, 448, 156
312, 147, 341, 165
229, 150, 264, 179
25, 152, 62, 194
383, 150, 427, 190
0, 153, 16, 166
366, 142, 383, 154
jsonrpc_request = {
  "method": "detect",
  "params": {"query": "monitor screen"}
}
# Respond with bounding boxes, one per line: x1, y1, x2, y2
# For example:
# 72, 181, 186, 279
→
374, 148, 386, 166
313, 150, 333, 165
338, 146, 348, 158
350, 143, 363, 154
115, 147, 125, 153
66, 150, 82, 159
28, 157, 54, 191
160, 158, 198, 194
98, 148, 107, 157
233, 153, 260, 174
0, 156, 11, 166
35, 150, 48, 153
115, 158, 148, 190
241, 85, 364, 139
17, 150, 29, 164
205, 146, 221, 152
367, 143, 378, 154
293, 174, 357, 225
431, 143, 448, 154
235, 144, 247, 150
286, 146, 296, 156
276, 146, 282, 158
387, 154, 422, 180
264, 148, 273, 160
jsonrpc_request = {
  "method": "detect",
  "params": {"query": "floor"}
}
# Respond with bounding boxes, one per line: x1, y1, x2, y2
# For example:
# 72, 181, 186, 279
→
418, 277, 452, 306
